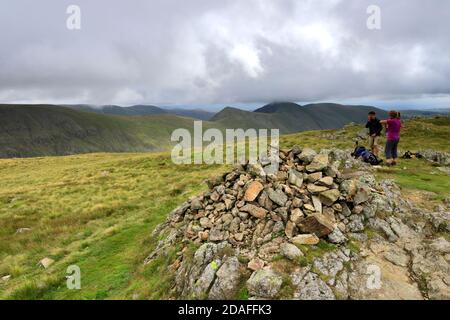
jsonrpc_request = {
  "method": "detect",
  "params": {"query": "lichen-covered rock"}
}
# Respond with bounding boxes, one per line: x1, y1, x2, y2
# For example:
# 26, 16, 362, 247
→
192, 259, 222, 298
292, 272, 335, 300
319, 189, 340, 206
208, 256, 242, 300
247, 269, 283, 299
298, 148, 317, 164
306, 154, 329, 172
328, 228, 347, 244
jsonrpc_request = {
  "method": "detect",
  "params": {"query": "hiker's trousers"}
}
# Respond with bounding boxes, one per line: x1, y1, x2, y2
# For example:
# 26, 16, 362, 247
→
385, 139, 400, 160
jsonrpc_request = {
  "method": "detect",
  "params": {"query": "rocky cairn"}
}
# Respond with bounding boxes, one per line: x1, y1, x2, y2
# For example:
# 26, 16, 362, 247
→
145, 146, 450, 300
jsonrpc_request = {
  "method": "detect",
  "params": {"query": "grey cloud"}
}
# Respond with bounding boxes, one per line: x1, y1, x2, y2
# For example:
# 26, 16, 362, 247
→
0, 0, 449, 107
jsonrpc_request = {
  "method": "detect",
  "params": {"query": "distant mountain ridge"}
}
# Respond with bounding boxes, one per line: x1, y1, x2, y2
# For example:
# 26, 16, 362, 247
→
66, 104, 215, 120
0, 102, 390, 158
396, 109, 450, 119
212, 102, 388, 134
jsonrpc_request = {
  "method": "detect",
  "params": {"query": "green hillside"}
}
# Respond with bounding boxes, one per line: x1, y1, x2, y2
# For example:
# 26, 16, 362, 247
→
1, 103, 388, 159
0, 105, 221, 158
0, 116, 448, 299
212, 102, 388, 134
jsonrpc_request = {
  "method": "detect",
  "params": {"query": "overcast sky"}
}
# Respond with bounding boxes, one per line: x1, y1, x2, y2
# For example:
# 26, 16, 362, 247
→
1, 0, 450, 109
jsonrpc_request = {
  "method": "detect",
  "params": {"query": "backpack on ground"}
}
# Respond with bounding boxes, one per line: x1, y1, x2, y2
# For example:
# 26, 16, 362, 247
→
351, 142, 383, 166
402, 151, 423, 159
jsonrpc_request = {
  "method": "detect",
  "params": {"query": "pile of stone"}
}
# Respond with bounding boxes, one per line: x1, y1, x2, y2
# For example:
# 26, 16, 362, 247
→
160, 146, 376, 251
145, 146, 450, 300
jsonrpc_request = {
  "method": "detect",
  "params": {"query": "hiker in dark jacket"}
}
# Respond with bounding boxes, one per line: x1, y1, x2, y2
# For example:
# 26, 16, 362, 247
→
365, 111, 383, 156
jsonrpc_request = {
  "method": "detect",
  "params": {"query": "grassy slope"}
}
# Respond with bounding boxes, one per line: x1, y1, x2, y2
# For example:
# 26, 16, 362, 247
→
0, 105, 222, 158
0, 116, 448, 299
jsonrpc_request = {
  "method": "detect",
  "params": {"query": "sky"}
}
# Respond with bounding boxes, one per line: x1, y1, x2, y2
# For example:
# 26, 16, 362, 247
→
1, 0, 450, 110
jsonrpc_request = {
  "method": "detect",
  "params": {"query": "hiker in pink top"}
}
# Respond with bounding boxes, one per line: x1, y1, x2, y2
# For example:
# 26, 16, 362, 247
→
380, 110, 402, 166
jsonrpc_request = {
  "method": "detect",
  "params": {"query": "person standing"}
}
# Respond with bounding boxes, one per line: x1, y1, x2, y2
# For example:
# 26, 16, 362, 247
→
381, 111, 402, 166
365, 111, 383, 157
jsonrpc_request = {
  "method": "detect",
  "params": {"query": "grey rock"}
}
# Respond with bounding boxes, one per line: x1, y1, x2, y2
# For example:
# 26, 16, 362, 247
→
293, 272, 335, 300
240, 204, 268, 219
285, 221, 296, 238
328, 228, 347, 244
199, 217, 212, 228
267, 188, 288, 207
209, 256, 242, 300
247, 269, 283, 299
281, 242, 304, 260
290, 208, 304, 223
313, 252, 345, 278
191, 198, 203, 210
306, 172, 322, 183
291, 145, 302, 155
341, 202, 352, 217
420, 149, 450, 166
306, 154, 329, 172
354, 187, 370, 205
317, 176, 334, 187
247, 163, 266, 178
384, 248, 409, 267
307, 184, 329, 194
339, 179, 358, 198
292, 197, 303, 208
430, 237, 450, 254
209, 227, 225, 242
288, 169, 304, 188
298, 148, 317, 164
369, 218, 398, 242
319, 189, 340, 206
348, 232, 368, 242
311, 196, 322, 213
272, 221, 285, 234
238, 212, 249, 220
347, 216, 365, 233
258, 191, 273, 211
192, 259, 221, 298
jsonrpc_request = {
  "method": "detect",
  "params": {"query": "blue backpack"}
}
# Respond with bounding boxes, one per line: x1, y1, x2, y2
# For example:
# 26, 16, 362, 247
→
351, 143, 383, 165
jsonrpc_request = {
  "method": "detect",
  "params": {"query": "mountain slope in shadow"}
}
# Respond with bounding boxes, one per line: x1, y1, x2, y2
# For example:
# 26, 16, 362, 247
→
212, 102, 388, 134
0, 104, 218, 158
